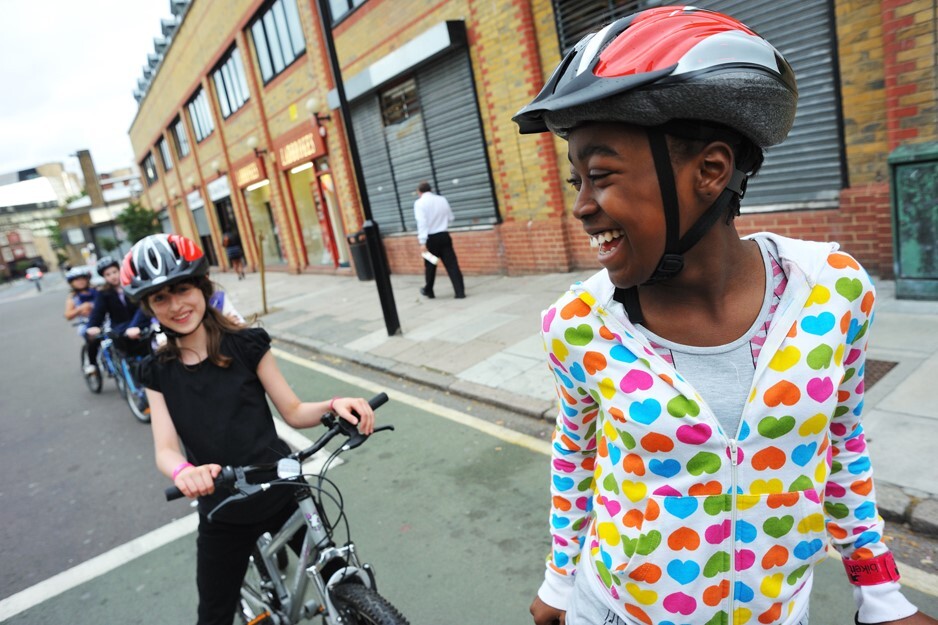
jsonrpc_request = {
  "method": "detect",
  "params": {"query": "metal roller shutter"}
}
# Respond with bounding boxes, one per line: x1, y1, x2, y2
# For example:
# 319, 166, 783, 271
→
348, 48, 498, 235
350, 97, 404, 232
417, 50, 498, 227
551, 0, 845, 207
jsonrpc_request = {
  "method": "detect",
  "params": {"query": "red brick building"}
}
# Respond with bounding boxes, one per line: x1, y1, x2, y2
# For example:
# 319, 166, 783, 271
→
129, 0, 936, 280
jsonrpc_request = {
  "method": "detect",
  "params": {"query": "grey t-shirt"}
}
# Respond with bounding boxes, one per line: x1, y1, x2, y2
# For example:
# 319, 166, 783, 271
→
636, 239, 776, 439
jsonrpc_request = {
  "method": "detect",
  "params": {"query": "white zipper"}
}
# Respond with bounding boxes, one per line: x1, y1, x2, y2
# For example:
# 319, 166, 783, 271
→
728, 438, 740, 619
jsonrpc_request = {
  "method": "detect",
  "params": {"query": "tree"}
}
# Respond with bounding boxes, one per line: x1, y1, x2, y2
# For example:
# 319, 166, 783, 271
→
116, 202, 161, 244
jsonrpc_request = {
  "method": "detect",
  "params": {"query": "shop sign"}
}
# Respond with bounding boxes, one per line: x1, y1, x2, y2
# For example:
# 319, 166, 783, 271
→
187, 189, 205, 210
235, 160, 264, 188
274, 125, 326, 170
207, 175, 230, 201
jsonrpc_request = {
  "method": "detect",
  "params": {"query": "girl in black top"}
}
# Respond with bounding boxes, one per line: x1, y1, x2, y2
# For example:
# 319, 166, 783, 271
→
125, 234, 375, 625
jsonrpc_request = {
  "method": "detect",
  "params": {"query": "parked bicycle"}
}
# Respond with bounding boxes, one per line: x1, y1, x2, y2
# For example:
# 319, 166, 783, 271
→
166, 392, 409, 625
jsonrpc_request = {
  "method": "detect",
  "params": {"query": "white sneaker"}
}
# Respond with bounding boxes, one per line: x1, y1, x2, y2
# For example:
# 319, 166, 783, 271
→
84, 364, 98, 376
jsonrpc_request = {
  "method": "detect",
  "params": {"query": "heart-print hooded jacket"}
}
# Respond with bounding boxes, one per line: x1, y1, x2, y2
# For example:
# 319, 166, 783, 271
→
537, 233, 907, 625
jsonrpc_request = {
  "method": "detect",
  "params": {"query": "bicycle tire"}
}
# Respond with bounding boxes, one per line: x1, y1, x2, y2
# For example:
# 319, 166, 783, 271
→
122, 360, 150, 424
329, 584, 409, 625
82, 344, 103, 394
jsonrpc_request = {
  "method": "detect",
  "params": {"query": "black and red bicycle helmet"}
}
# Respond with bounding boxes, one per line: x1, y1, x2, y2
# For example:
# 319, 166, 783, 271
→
121, 233, 209, 302
513, 6, 798, 292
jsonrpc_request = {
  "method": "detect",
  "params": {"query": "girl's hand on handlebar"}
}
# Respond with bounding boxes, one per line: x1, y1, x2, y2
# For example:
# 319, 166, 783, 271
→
331, 397, 375, 435
174, 463, 222, 499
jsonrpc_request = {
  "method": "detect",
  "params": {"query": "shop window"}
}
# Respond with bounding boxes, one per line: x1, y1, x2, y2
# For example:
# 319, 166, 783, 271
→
172, 117, 190, 159
212, 47, 251, 118
142, 154, 159, 187
380, 79, 419, 127
328, 0, 367, 23
157, 138, 173, 172
251, 0, 306, 84
187, 88, 215, 143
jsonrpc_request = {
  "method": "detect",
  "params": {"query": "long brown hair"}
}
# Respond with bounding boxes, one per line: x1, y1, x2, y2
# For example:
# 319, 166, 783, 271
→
141, 276, 246, 367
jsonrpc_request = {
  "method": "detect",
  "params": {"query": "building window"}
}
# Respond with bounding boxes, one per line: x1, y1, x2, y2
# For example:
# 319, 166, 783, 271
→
142, 154, 159, 187
212, 47, 251, 118
251, 0, 306, 84
187, 88, 215, 142
157, 138, 173, 172
172, 117, 190, 159
380, 79, 419, 126
328, 0, 367, 23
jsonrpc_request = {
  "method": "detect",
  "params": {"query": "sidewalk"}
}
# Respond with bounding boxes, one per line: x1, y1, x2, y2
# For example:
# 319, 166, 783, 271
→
211, 267, 938, 530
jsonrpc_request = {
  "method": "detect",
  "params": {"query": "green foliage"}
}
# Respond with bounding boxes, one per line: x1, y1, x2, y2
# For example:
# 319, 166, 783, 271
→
116, 202, 161, 244
97, 236, 118, 254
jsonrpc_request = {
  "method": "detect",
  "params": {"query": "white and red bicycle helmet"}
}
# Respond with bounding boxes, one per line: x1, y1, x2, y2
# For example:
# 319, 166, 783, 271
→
513, 6, 798, 289
121, 233, 209, 302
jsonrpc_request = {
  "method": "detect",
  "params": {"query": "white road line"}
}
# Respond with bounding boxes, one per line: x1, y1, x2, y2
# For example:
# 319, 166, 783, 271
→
271, 347, 553, 456
0, 514, 198, 621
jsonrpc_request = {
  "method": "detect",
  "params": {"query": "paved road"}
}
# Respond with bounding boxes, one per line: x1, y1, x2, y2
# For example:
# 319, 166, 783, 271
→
2, 280, 937, 624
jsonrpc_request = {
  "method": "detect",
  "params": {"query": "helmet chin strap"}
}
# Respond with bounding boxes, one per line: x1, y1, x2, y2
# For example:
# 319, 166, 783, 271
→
613, 127, 750, 323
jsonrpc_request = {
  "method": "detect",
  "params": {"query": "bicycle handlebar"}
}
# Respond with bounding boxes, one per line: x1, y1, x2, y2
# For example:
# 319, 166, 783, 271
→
165, 392, 391, 502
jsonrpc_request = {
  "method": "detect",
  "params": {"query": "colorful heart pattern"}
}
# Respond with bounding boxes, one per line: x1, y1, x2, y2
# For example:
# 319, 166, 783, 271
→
542, 242, 883, 625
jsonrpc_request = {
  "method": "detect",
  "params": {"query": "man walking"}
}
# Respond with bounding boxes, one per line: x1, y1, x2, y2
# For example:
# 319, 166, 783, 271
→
414, 181, 465, 299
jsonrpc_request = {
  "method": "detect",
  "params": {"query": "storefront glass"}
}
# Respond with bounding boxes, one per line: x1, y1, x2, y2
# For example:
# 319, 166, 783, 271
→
316, 161, 348, 265
243, 181, 286, 266
288, 163, 335, 267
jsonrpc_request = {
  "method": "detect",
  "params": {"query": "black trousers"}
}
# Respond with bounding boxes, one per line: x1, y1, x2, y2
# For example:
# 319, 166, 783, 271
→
424, 231, 465, 298
195, 500, 300, 625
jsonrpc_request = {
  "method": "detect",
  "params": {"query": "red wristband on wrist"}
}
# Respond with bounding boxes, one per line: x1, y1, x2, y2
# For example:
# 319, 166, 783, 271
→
172, 462, 194, 480
329, 396, 339, 412
843, 552, 901, 586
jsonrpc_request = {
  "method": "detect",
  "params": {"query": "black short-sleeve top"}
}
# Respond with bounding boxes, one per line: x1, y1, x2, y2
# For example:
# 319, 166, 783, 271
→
142, 328, 292, 522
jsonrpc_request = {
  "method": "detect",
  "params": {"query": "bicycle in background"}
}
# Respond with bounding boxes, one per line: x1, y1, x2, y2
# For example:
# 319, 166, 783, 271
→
82, 326, 154, 424
166, 392, 409, 625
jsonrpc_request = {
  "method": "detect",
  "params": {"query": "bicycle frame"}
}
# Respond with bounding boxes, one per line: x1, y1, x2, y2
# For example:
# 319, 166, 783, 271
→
242, 488, 373, 623
98, 337, 121, 378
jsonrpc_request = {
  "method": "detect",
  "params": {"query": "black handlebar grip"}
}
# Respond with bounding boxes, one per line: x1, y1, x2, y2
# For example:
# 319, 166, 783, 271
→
369, 392, 389, 410
165, 485, 184, 501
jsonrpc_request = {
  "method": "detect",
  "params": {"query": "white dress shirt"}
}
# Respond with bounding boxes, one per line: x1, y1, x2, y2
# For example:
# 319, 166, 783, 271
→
413, 191, 454, 244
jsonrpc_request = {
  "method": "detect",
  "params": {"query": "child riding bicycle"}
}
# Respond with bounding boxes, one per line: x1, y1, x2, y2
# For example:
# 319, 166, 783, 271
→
514, 7, 936, 625
64, 266, 99, 375
123, 233, 376, 625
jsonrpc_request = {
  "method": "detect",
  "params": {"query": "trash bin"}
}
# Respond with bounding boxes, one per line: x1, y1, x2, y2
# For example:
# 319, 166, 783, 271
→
346, 231, 374, 281
889, 142, 938, 299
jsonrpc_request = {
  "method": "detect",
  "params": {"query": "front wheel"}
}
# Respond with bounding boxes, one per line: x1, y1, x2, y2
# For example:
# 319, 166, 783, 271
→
81, 344, 102, 393
122, 360, 150, 423
329, 584, 409, 625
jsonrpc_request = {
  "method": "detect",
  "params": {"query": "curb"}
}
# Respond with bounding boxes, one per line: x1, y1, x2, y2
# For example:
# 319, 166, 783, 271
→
874, 482, 938, 536
268, 327, 938, 538
268, 328, 557, 422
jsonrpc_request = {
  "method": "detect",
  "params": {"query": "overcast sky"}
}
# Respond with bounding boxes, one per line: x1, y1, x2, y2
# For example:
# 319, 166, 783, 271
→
0, 0, 170, 179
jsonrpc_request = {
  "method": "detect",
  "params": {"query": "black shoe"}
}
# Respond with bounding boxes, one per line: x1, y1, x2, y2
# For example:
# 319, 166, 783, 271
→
420, 287, 435, 299
455, 294, 466, 299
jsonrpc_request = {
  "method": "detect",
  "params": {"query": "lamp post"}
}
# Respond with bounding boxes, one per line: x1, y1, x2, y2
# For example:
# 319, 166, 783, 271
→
315, 0, 400, 337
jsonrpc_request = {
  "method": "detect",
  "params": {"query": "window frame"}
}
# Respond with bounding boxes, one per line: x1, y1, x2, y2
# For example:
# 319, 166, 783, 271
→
328, 0, 368, 24
186, 88, 215, 143
250, 0, 307, 85
141, 153, 159, 187
157, 138, 173, 172
379, 78, 420, 127
211, 47, 251, 119
172, 117, 191, 159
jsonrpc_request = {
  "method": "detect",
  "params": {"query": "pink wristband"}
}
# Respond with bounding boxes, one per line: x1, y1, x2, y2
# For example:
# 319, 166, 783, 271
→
843, 552, 901, 586
172, 462, 194, 480
329, 396, 340, 412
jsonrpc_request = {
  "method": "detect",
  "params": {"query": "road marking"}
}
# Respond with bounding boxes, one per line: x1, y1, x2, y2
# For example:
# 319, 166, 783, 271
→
0, 514, 199, 621
272, 347, 553, 456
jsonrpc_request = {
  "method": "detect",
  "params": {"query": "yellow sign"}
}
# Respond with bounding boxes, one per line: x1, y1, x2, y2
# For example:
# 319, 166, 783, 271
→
289, 103, 298, 121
